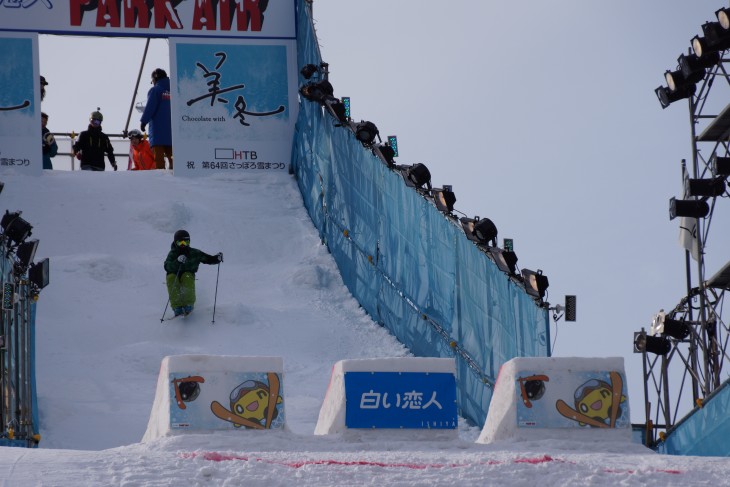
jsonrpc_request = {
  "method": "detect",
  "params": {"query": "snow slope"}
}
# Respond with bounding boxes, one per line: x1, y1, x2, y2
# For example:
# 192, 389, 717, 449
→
0, 170, 726, 486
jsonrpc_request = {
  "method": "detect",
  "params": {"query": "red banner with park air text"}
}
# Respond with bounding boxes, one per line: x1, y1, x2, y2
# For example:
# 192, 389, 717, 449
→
0, 1, 295, 39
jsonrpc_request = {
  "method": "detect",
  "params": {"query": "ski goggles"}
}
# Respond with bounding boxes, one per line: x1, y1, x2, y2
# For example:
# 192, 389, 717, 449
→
176, 239, 190, 247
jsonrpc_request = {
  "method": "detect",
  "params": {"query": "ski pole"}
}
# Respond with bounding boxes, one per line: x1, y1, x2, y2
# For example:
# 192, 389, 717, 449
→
212, 262, 220, 324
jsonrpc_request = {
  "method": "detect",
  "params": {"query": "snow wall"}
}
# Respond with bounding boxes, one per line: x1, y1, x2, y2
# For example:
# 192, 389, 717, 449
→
655, 378, 730, 457
143, 355, 285, 442
478, 357, 631, 444
291, 0, 550, 427
315, 357, 458, 439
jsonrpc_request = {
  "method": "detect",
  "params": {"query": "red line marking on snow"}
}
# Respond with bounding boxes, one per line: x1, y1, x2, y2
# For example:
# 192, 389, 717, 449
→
514, 455, 555, 464
181, 452, 572, 470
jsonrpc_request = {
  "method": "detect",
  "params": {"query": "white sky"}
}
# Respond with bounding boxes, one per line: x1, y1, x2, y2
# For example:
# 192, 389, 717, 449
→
13, 0, 730, 472
0, 170, 727, 485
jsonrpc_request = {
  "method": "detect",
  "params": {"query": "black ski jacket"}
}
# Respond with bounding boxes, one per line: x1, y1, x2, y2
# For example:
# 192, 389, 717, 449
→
164, 244, 219, 275
73, 125, 116, 170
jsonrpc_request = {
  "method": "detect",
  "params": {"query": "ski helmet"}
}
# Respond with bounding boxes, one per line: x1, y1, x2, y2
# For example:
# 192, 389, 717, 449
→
128, 129, 143, 140
174, 229, 190, 245
90, 110, 103, 122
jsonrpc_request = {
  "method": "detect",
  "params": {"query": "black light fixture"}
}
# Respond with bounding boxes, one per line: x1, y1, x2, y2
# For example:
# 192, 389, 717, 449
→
717, 7, 730, 30
402, 163, 431, 190
460, 216, 498, 245
678, 52, 720, 80
487, 247, 518, 275
374, 143, 395, 166
711, 155, 730, 176
521, 268, 549, 299
655, 84, 695, 109
473, 218, 498, 247
665, 68, 704, 93
662, 318, 691, 340
300, 63, 319, 79
16, 239, 38, 271
692, 21, 730, 58
1, 211, 32, 246
29, 258, 49, 290
354, 121, 379, 146
633, 331, 671, 355
431, 185, 456, 214
299, 79, 334, 104
669, 196, 710, 220
685, 177, 725, 197
324, 97, 348, 125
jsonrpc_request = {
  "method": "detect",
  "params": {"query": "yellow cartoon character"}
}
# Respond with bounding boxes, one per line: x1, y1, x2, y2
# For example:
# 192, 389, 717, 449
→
211, 372, 282, 429
556, 371, 625, 428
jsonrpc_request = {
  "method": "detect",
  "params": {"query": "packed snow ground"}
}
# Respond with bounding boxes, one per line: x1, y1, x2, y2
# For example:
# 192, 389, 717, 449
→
0, 170, 726, 486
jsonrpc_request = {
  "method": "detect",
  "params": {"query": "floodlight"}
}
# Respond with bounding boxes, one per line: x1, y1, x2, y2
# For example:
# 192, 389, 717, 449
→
473, 218, 498, 247
374, 143, 395, 166
487, 247, 518, 275
0, 211, 32, 246
685, 177, 725, 197
663, 318, 691, 340
718, 8, 730, 30
460, 217, 479, 242
710, 155, 730, 176
669, 197, 709, 220
655, 84, 695, 109
665, 68, 703, 92
431, 186, 456, 213
634, 331, 671, 355
300, 64, 319, 79
692, 22, 730, 58
16, 239, 38, 270
354, 121, 379, 146
324, 97, 348, 124
299, 80, 334, 104
521, 268, 549, 299
678, 52, 720, 80
403, 163, 431, 190
29, 258, 49, 290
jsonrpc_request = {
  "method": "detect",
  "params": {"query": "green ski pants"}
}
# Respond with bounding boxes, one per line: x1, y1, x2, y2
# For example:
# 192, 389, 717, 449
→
167, 272, 196, 308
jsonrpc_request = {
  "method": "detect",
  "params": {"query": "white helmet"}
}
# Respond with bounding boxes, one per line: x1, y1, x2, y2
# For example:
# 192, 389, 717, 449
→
128, 129, 143, 139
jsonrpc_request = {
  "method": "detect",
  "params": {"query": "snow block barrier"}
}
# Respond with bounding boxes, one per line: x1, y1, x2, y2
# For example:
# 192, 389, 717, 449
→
143, 355, 285, 442
477, 357, 631, 444
315, 358, 458, 440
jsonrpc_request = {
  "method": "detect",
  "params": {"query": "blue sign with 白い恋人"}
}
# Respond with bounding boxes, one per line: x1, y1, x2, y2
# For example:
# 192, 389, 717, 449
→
344, 372, 457, 429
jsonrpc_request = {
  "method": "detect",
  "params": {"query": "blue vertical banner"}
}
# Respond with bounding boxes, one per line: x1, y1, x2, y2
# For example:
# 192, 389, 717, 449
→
0, 33, 42, 175
344, 372, 457, 429
170, 38, 298, 177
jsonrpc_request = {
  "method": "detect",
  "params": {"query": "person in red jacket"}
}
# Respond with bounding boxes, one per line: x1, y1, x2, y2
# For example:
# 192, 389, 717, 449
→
127, 129, 155, 170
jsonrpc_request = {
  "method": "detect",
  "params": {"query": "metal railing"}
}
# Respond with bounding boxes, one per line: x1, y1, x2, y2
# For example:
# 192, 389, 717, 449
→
49, 132, 135, 171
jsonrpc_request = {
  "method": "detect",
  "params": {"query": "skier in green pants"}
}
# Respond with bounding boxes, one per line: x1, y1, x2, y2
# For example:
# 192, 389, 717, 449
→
164, 229, 223, 317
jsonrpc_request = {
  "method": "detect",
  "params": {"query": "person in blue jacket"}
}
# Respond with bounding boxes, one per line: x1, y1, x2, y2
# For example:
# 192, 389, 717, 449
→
140, 68, 173, 170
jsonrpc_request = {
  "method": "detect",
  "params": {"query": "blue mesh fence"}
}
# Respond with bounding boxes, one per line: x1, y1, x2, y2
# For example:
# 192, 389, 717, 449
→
292, 0, 550, 426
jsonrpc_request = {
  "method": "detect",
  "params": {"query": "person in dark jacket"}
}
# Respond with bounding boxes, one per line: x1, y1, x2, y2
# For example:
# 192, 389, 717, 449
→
140, 68, 173, 170
41, 112, 58, 170
73, 110, 117, 171
164, 229, 223, 317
